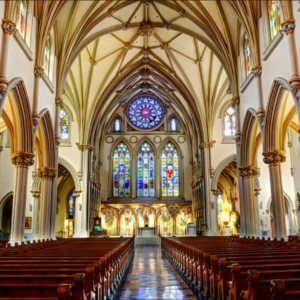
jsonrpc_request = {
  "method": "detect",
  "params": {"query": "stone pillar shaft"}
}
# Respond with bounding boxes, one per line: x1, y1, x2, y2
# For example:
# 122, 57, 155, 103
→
10, 153, 34, 244
263, 150, 286, 239
132, 156, 137, 200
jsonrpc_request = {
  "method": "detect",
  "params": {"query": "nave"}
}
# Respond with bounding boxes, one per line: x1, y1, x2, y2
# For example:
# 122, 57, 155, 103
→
118, 246, 196, 300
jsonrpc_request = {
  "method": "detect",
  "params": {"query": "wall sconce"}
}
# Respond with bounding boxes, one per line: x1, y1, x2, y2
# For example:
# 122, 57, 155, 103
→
29, 204, 32, 212
79, 203, 82, 211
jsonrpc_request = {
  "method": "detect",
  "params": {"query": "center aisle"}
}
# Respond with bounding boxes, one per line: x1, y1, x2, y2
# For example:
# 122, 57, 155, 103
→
118, 245, 196, 299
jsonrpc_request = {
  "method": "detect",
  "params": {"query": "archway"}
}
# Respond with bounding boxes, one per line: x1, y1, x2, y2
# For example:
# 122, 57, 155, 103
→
0, 193, 13, 240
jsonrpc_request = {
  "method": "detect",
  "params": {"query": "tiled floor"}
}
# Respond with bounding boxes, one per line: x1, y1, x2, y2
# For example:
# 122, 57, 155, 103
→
118, 245, 196, 299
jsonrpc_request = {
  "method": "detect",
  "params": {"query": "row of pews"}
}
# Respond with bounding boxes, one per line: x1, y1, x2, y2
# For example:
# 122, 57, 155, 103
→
0, 237, 134, 299
161, 235, 300, 300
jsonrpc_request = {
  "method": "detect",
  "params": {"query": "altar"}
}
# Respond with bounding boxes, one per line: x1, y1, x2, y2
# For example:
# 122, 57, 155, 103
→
137, 227, 157, 237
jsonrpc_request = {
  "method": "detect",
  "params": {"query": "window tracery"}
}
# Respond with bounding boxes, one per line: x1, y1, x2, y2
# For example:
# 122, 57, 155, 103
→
244, 34, 252, 76
67, 188, 75, 219
114, 118, 121, 132
44, 35, 51, 77
161, 143, 179, 197
16, 0, 27, 38
113, 143, 130, 197
269, 0, 281, 39
170, 117, 178, 132
137, 142, 155, 197
224, 106, 236, 137
60, 109, 69, 140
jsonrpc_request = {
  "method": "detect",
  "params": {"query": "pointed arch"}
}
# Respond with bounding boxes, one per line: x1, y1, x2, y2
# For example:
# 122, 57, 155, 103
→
110, 137, 133, 156
240, 109, 263, 167
35, 109, 56, 168
1, 78, 34, 154
263, 78, 299, 152
133, 137, 157, 156
211, 154, 237, 191
58, 157, 81, 191
158, 137, 182, 156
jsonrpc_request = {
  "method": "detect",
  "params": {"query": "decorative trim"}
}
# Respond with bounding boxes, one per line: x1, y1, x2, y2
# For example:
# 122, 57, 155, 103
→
280, 19, 295, 35
129, 136, 138, 144
154, 136, 162, 144
262, 150, 286, 166
177, 136, 185, 144
76, 143, 94, 151
13, 31, 33, 61
38, 167, 57, 180
11, 152, 35, 168
42, 73, 55, 94
106, 136, 114, 144
240, 72, 254, 93
263, 31, 284, 61
2, 19, 17, 35
199, 141, 215, 149
239, 165, 258, 178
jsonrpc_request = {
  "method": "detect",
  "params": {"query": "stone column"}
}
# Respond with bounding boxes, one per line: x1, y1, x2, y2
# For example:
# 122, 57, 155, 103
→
239, 166, 258, 237
263, 150, 286, 239
73, 190, 82, 237
254, 189, 262, 237
31, 191, 41, 240
0, 20, 17, 117
281, 20, 300, 116
132, 155, 137, 202
10, 152, 34, 244
251, 66, 265, 124
38, 167, 56, 240
32, 67, 44, 128
156, 156, 161, 201
211, 189, 220, 235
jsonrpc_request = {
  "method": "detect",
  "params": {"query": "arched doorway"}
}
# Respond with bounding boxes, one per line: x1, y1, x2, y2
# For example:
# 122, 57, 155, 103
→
1, 194, 13, 240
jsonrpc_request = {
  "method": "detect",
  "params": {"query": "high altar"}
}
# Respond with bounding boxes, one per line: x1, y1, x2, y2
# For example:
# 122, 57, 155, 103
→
137, 227, 157, 237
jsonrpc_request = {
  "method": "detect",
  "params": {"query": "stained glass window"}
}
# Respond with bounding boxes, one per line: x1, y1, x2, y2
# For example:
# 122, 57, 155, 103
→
137, 142, 155, 197
67, 188, 75, 219
161, 143, 179, 197
245, 34, 252, 76
171, 117, 178, 132
16, 0, 27, 38
269, 1, 281, 39
113, 143, 130, 197
224, 106, 236, 137
44, 35, 51, 76
60, 109, 69, 140
114, 118, 121, 132
128, 96, 164, 129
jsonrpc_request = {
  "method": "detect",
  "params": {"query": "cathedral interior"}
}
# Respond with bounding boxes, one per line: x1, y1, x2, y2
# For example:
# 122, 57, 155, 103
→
0, 1, 300, 299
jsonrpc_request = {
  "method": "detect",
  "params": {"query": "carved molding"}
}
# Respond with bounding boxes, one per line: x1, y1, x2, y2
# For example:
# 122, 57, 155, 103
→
199, 141, 215, 149
138, 21, 155, 37
2, 19, 17, 35
55, 97, 63, 107
0, 86, 7, 101
262, 150, 286, 166
281, 19, 295, 35
251, 66, 262, 78
34, 66, 44, 78
239, 165, 258, 178
11, 152, 35, 168
231, 96, 240, 107
76, 143, 95, 151
31, 190, 41, 199
38, 167, 57, 180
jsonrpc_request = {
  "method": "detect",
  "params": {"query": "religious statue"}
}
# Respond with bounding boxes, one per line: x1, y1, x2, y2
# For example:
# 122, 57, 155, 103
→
260, 212, 268, 230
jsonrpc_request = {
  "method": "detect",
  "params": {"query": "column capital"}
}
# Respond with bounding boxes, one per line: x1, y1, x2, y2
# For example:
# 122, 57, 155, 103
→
281, 19, 295, 35
0, 84, 8, 101
11, 152, 35, 168
231, 96, 240, 107
211, 189, 219, 196
55, 97, 63, 107
76, 143, 95, 151
31, 190, 41, 199
38, 167, 57, 180
239, 165, 258, 178
2, 19, 17, 35
251, 66, 262, 78
199, 141, 215, 149
289, 78, 300, 100
34, 66, 44, 78
262, 150, 286, 166
73, 190, 82, 198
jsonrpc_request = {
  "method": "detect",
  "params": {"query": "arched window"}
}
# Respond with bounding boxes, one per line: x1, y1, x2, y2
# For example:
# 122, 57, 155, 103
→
244, 34, 252, 76
16, 0, 27, 38
60, 109, 69, 140
161, 143, 179, 197
44, 35, 51, 77
137, 142, 155, 197
170, 117, 178, 132
224, 106, 236, 137
269, 0, 281, 39
113, 143, 130, 197
67, 188, 75, 219
114, 118, 121, 132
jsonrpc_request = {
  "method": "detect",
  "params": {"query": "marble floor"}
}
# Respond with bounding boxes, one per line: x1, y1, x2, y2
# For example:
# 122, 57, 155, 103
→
118, 246, 196, 300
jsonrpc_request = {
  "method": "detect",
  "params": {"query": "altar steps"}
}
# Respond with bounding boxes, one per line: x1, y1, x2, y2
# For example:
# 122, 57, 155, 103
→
134, 236, 161, 247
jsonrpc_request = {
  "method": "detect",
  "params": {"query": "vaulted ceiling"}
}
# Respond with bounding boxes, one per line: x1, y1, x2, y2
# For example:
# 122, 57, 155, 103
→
4, 0, 268, 154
